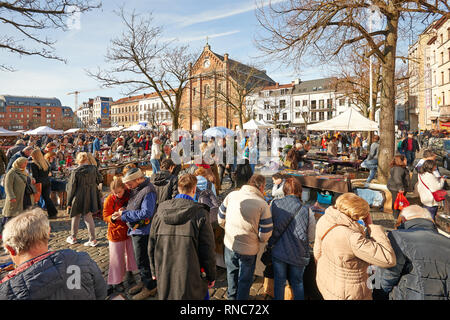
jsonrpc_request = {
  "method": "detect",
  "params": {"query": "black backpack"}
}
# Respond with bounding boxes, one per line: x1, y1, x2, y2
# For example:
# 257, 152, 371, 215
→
195, 181, 219, 225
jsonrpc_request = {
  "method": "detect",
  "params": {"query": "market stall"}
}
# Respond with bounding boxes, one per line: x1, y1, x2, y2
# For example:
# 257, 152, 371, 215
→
25, 126, 64, 135
281, 169, 352, 194
306, 108, 379, 132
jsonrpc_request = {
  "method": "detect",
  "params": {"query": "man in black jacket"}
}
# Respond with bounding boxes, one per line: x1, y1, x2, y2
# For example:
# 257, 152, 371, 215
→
150, 159, 178, 206
149, 174, 216, 300
401, 132, 420, 167
6, 146, 33, 172
374, 205, 450, 300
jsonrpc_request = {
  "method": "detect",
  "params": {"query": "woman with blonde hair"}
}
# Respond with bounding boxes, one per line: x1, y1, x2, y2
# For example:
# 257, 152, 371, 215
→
313, 193, 396, 300
66, 152, 103, 247
30, 149, 58, 219
103, 176, 138, 295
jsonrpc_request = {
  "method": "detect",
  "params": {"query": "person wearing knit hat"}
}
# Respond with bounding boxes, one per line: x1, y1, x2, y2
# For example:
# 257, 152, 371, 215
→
111, 167, 157, 300
122, 168, 144, 183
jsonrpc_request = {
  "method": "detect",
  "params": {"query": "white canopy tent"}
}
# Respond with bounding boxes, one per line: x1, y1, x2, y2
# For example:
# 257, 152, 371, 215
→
123, 124, 150, 132
0, 127, 20, 136
25, 126, 64, 135
257, 119, 275, 128
106, 126, 124, 132
242, 119, 275, 130
64, 128, 81, 134
306, 108, 379, 132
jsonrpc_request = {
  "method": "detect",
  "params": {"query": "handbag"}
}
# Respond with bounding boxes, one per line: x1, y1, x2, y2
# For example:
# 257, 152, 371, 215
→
260, 205, 303, 266
24, 176, 36, 195
419, 175, 447, 202
393, 191, 409, 211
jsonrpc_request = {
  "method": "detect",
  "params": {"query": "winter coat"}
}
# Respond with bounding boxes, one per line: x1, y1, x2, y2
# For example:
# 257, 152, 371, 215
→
218, 185, 273, 256
6, 150, 28, 172
0, 249, 107, 300
367, 142, 379, 161
103, 190, 131, 242
30, 162, 51, 186
66, 164, 103, 217
401, 138, 420, 153
120, 178, 157, 236
6, 144, 25, 160
150, 170, 178, 205
387, 166, 411, 192
149, 197, 216, 300
376, 218, 450, 300
269, 195, 316, 267
417, 172, 445, 207
313, 206, 396, 300
3, 168, 31, 217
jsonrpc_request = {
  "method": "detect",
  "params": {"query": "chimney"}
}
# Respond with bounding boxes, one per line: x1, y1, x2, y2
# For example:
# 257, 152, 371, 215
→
276, 82, 279, 88
224, 53, 229, 61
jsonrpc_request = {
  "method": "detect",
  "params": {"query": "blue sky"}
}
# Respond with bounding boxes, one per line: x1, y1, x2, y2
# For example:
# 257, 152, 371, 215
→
0, 0, 427, 110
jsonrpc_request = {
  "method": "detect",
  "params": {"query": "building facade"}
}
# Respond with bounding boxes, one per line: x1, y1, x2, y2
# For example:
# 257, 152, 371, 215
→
246, 78, 365, 128
180, 43, 276, 130
111, 92, 174, 129
93, 96, 113, 128
0, 95, 68, 131
408, 16, 450, 130
76, 99, 94, 129
138, 92, 174, 129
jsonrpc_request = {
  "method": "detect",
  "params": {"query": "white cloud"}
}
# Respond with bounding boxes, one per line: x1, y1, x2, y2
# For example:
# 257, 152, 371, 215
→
164, 30, 241, 43
165, 0, 286, 28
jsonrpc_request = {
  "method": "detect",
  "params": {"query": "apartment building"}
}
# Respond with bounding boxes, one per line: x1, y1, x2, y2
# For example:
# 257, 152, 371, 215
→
408, 16, 450, 130
0, 95, 67, 130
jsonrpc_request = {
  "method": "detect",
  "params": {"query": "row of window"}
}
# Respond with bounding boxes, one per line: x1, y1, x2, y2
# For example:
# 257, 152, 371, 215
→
111, 111, 171, 123
255, 98, 350, 110
258, 110, 334, 122
8, 101, 58, 107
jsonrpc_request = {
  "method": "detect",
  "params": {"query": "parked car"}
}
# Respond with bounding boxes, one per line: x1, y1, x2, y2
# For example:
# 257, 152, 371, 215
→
427, 137, 449, 169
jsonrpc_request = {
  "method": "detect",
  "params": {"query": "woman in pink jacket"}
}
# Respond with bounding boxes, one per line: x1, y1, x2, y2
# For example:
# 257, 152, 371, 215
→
313, 193, 396, 300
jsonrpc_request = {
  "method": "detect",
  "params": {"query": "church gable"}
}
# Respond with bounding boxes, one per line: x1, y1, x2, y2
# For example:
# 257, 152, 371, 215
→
190, 45, 224, 76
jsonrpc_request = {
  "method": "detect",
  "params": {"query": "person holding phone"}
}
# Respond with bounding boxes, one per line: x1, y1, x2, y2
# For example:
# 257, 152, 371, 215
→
313, 193, 396, 300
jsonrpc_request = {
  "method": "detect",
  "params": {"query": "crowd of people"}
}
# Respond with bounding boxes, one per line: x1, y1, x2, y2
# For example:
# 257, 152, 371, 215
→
0, 127, 448, 301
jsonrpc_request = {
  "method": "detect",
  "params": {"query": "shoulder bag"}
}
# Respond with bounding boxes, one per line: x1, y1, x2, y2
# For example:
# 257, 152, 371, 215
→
418, 174, 447, 202
261, 204, 304, 266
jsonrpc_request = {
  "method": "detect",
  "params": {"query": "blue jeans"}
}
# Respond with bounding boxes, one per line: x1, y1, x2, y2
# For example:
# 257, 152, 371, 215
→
273, 257, 305, 300
224, 246, 256, 300
150, 159, 160, 174
405, 150, 415, 166
362, 159, 378, 183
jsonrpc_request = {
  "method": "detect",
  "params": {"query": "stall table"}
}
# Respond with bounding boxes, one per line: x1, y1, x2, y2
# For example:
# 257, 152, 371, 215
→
281, 170, 352, 194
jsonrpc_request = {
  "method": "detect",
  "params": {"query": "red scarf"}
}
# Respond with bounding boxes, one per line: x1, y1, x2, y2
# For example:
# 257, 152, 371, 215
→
0, 251, 55, 284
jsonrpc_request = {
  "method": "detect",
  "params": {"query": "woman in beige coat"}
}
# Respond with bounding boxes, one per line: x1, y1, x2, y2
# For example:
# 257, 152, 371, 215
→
3, 157, 33, 218
313, 193, 396, 300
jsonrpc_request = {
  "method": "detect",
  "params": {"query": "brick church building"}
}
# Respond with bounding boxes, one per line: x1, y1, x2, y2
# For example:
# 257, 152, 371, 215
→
180, 43, 275, 130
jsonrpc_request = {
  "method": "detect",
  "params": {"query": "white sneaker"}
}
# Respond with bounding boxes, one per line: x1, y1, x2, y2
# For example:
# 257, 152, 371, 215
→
83, 240, 98, 247
66, 236, 77, 245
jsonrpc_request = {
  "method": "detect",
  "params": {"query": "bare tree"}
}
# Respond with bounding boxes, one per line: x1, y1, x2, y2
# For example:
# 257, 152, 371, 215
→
0, 0, 100, 71
212, 62, 270, 129
256, 0, 449, 183
87, 8, 196, 130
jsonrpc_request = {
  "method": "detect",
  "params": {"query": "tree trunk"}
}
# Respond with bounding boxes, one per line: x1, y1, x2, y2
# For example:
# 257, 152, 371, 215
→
377, 15, 398, 184
238, 110, 244, 130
